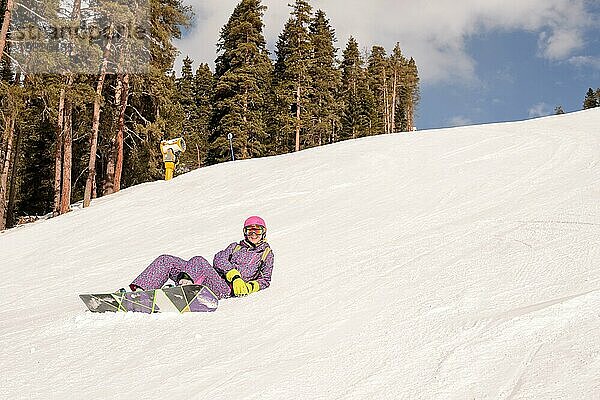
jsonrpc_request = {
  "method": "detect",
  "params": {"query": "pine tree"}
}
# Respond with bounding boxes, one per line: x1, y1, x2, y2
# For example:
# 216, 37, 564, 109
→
397, 57, 420, 131
357, 78, 377, 137
273, 0, 313, 152
209, 0, 273, 164
583, 88, 598, 109
175, 58, 214, 171
387, 43, 405, 133
269, 30, 293, 153
4, 80, 21, 228
6, 76, 57, 225
308, 9, 341, 145
192, 63, 215, 166
339, 37, 375, 139
554, 105, 565, 115
179, 57, 195, 107
175, 56, 197, 170
124, 71, 181, 186
0, 82, 23, 229
367, 46, 389, 135
3, 0, 429, 229
340, 37, 361, 139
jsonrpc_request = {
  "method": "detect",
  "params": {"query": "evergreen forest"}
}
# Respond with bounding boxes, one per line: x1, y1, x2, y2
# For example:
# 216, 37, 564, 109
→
0, 0, 420, 230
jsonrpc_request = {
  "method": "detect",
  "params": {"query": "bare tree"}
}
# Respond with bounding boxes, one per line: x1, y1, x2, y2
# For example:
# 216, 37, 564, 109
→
104, 22, 131, 196
103, 72, 129, 195
54, 0, 81, 215
84, 23, 113, 208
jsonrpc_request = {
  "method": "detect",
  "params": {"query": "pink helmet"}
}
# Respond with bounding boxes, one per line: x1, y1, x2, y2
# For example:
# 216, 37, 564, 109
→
244, 216, 266, 229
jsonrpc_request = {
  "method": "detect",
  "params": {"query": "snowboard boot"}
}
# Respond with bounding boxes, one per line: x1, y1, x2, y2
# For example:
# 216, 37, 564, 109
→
128, 283, 144, 292
176, 272, 194, 286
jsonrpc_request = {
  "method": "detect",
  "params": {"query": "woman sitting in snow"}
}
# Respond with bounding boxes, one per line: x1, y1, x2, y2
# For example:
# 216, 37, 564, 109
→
127, 216, 274, 299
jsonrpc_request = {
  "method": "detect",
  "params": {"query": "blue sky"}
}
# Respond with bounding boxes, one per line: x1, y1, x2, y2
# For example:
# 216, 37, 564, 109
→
421, 29, 600, 129
176, 0, 600, 130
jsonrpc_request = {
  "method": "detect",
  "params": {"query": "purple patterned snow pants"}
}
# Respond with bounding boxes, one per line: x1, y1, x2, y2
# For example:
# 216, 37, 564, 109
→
131, 255, 232, 299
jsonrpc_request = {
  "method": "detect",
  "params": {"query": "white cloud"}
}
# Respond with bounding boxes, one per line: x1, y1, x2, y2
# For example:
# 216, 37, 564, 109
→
569, 55, 600, 70
176, 0, 596, 84
528, 103, 551, 118
448, 116, 472, 127
538, 29, 584, 59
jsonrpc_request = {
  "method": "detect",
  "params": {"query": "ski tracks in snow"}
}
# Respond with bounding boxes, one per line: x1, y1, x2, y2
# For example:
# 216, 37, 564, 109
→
2, 110, 600, 399
426, 288, 600, 398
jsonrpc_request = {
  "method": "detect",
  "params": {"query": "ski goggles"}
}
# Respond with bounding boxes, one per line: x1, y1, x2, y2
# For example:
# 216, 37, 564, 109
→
244, 226, 265, 235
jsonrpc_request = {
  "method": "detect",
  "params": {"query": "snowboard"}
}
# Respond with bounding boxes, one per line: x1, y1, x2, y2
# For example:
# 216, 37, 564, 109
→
79, 284, 218, 314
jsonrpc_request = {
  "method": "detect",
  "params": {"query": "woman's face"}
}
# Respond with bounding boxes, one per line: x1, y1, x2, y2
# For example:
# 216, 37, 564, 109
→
245, 225, 265, 244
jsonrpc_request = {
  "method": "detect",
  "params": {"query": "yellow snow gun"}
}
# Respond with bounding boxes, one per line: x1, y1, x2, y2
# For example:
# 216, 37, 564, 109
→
160, 137, 186, 180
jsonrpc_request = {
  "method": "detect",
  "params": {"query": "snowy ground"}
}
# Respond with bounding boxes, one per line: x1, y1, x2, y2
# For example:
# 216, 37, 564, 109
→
1, 109, 599, 399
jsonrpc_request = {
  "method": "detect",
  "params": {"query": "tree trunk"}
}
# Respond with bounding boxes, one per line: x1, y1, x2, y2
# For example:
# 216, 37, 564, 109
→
0, 0, 14, 59
105, 23, 129, 195
84, 25, 113, 208
295, 85, 301, 152
71, 0, 81, 19
53, 86, 66, 214
113, 73, 128, 192
54, 0, 81, 213
6, 116, 21, 228
331, 119, 335, 143
391, 69, 397, 133
0, 114, 15, 230
383, 71, 389, 134
60, 97, 73, 214
103, 77, 121, 196
318, 116, 322, 147
241, 87, 248, 158
103, 150, 115, 195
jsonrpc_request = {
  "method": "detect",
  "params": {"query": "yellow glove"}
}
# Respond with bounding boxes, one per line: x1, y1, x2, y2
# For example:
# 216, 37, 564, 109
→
226, 269, 249, 296
246, 281, 260, 293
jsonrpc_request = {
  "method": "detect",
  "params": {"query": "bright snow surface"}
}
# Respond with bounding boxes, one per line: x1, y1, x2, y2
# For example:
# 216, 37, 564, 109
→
1, 110, 599, 399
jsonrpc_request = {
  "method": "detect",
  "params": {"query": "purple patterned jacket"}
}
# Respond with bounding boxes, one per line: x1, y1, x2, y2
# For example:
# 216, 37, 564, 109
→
213, 240, 274, 291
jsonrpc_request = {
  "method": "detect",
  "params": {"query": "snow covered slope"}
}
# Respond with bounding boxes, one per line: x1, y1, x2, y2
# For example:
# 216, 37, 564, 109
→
1, 110, 599, 399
